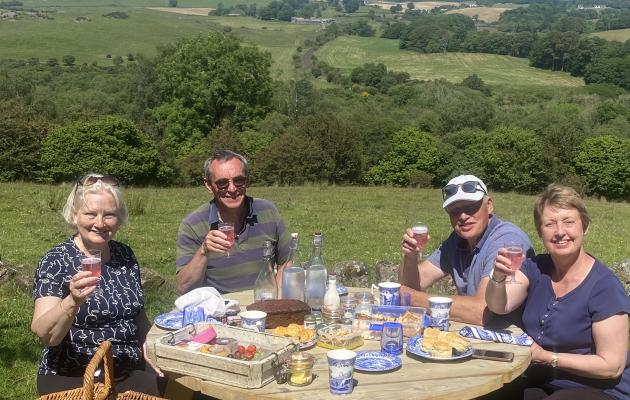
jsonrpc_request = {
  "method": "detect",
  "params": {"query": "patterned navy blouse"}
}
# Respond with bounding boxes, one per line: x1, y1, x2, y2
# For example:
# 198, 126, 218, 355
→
32, 238, 145, 377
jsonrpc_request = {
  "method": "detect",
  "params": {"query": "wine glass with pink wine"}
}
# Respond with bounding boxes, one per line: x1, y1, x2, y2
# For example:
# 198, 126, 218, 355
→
218, 222, 235, 257
504, 241, 524, 284
80, 249, 102, 296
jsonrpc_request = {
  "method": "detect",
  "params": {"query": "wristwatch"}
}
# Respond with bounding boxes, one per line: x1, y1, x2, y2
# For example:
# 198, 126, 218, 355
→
489, 267, 506, 284
551, 352, 558, 368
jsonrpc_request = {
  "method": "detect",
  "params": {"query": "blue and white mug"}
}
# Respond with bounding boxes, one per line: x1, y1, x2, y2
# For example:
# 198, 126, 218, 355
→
239, 310, 267, 332
428, 296, 452, 331
182, 306, 205, 327
327, 349, 357, 395
378, 282, 401, 306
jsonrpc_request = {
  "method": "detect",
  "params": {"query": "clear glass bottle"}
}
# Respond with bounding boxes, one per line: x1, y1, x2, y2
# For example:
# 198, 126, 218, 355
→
305, 231, 327, 311
323, 272, 340, 308
281, 233, 306, 301
254, 240, 278, 301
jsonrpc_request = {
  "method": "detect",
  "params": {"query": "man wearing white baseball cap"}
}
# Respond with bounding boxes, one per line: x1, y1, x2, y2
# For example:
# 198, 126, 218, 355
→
399, 174, 534, 325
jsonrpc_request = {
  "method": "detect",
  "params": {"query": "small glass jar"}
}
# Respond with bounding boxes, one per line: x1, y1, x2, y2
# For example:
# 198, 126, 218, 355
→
321, 305, 343, 326
340, 297, 356, 319
288, 352, 315, 386
303, 314, 317, 330
354, 291, 375, 305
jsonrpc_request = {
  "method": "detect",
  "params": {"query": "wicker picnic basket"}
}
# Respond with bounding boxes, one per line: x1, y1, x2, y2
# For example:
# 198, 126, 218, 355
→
37, 340, 165, 400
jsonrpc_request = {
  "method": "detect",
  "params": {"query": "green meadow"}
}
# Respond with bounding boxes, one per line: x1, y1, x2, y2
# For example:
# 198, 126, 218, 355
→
1, 183, 630, 397
591, 27, 630, 43
316, 36, 585, 87
0, 3, 319, 79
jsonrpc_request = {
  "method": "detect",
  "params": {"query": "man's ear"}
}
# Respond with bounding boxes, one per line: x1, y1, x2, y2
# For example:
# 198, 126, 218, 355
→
485, 196, 494, 215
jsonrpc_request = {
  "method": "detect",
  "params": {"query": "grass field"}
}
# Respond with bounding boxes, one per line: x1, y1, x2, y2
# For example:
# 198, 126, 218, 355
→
590, 28, 630, 43
1, 182, 629, 398
316, 36, 585, 87
0, 2, 319, 79
446, 6, 512, 23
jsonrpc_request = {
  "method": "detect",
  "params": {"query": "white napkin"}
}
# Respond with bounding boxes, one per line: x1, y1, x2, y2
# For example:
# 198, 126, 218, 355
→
174, 287, 227, 317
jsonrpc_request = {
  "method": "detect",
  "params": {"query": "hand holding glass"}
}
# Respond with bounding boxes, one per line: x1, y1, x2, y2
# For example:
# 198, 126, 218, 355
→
218, 222, 235, 256
80, 249, 102, 296
504, 242, 524, 284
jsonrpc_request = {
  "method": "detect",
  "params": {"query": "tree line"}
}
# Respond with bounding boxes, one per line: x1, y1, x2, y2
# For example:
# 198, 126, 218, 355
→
1, 30, 630, 199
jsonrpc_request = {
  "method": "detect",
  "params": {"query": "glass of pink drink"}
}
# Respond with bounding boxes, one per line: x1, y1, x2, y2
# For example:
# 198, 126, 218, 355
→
505, 242, 524, 284
412, 222, 429, 253
218, 222, 235, 257
80, 249, 102, 295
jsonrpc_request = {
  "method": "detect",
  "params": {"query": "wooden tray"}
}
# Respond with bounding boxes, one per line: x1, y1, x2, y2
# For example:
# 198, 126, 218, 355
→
154, 322, 297, 389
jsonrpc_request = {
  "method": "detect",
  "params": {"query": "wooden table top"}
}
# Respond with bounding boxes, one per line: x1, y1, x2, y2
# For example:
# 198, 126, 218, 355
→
146, 288, 531, 400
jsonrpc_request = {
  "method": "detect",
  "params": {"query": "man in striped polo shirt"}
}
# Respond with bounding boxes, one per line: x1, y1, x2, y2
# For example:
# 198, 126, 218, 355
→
176, 150, 291, 294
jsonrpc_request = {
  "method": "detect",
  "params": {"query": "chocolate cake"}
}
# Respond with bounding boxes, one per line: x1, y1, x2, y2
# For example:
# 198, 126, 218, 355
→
246, 299, 310, 329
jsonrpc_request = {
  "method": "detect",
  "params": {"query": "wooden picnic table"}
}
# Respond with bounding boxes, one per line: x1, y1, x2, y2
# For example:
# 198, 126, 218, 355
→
146, 288, 531, 400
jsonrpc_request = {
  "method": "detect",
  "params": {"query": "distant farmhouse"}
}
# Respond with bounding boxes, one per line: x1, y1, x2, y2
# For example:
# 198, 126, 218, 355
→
463, 2, 479, 7
291, 17, 336, 25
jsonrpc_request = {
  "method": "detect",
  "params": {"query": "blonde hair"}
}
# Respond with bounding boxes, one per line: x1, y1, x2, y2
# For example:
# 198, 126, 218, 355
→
534, 183, 590, 236
62, 174, 128, 230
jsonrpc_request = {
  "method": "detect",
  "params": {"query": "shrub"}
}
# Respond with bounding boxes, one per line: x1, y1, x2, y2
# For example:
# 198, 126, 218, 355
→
364, 128, 441, 186
573, 135, 630, 200
0, 101, 49, 182
40, 116, 159, 185
62, 55, 75, 66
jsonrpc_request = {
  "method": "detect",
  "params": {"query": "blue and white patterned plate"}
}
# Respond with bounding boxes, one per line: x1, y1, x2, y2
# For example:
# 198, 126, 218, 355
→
299, 335, 318, 350
155, 311, 184, 330
155, 311, 219, 330
337, 285, 348, 296
354, 351, 402, 372
406, 336, 473, 361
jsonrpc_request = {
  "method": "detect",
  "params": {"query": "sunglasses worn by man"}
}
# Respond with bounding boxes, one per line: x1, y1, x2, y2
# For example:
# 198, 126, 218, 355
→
442, 180, 487, 202
77, 174, 120, 187
210, 176, 248, 191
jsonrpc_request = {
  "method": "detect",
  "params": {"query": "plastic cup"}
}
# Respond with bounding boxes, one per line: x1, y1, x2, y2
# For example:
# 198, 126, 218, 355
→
239, 310, 267, 332
378, 281, 401, 306
381, 321, 403, 355
428, 296, 453, 331
327, 349, 357, 395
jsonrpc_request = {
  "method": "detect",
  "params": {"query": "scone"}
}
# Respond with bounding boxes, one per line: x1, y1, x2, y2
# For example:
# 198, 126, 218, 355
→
445, 332, 469, 352
432, 341, 453, 358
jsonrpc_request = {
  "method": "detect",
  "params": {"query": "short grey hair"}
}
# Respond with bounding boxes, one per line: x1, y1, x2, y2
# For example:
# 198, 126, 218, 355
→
62, 174, 128, 230
203, 150, 249, 182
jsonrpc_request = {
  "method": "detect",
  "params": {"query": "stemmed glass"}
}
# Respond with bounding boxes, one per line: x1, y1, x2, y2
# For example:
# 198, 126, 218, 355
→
505, 241, 524, 284
412, 222, 429, 257
80, 249, 102, 296
218, 222, 235, 257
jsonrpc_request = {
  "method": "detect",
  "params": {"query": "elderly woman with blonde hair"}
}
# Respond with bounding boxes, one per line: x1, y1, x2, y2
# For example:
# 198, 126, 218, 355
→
31, 174, 165, 396
486, 184, 630, 400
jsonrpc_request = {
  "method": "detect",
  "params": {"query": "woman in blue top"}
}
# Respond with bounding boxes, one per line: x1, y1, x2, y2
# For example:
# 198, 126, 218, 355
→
486, 184, 630, 400
31, 174, 165, 396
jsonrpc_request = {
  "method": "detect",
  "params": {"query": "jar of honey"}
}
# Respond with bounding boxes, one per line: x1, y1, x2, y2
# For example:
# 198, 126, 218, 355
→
287, 352, 315, 386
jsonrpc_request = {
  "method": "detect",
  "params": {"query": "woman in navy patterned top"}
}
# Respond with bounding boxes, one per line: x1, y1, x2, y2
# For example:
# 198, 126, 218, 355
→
486, 184, 629, 400
31, 174, 165, 396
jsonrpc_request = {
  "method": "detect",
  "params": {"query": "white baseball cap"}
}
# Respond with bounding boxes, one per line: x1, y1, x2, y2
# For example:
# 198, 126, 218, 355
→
442, 175, 488, 209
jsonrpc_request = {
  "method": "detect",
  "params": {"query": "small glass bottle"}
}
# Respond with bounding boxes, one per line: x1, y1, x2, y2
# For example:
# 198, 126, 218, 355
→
323, 272, 340, 308
303, 314, 317, 330
321, 305, 343, 326
254, 241, 278, 301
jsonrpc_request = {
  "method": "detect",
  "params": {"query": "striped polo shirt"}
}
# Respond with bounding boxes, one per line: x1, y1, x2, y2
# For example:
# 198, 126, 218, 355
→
176, 196, 291, 293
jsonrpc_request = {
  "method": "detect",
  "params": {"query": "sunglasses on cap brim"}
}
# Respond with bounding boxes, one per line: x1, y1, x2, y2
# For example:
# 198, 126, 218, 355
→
442, 180, 487, 201
76, 174, 120, 187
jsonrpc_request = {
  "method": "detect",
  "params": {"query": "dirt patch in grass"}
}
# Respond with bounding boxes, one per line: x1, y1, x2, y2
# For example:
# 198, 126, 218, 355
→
367, 1, 459, 11
446, 7, 510, 23
147, 7, 214, 16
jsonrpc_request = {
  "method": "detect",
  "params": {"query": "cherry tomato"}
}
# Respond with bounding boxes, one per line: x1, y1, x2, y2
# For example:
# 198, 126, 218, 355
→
238, 345, 246, 354
245, 351, 254, 360
247, 345, 256, 353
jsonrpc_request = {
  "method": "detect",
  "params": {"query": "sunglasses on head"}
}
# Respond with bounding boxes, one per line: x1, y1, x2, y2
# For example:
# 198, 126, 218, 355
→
442, 180, 487, 202
211, 176, 248, 191
77, 174, 120, 187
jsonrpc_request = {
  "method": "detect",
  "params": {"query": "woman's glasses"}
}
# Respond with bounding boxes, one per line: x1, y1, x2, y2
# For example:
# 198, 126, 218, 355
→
442, 180, 487, 201
77, 174, 120, 187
